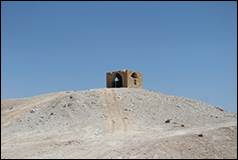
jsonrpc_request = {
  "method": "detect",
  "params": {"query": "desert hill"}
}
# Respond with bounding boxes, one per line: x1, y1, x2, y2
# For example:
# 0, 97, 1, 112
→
1, 88, 237, 159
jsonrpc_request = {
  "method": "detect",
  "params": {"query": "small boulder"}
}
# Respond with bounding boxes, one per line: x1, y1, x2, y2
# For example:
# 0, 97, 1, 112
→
165, 119, 171, 123
215, 107, 224, 112
198, 134, 203, 137
91, 101, 96, 104
30, 109, 36, 113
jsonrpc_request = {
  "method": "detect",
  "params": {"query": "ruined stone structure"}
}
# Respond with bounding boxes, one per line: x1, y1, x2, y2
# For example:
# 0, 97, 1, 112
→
106, 69, 143, 88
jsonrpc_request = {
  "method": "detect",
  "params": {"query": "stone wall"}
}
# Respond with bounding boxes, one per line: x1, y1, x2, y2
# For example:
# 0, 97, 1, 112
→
127, 70, 143, 88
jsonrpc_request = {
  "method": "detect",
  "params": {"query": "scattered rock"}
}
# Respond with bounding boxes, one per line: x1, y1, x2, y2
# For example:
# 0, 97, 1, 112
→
176, 105, 181, 108
124, 108, 132, 112
101, 114, 107, 119
30, 109, 36, 113
91, 101, 96, 105
198, 134, 203, 137
165, 119, 171, 123
65, 141, 73, 145
215, 107, 224, 112
64, 140, 80, 145
1, 88, 237, 159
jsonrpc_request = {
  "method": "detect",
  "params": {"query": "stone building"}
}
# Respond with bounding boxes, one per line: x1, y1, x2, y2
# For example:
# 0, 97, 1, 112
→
106, 69, 143, 88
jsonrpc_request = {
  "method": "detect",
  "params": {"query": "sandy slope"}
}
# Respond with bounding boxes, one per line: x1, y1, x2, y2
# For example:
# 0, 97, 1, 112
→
1, 88, 237, 159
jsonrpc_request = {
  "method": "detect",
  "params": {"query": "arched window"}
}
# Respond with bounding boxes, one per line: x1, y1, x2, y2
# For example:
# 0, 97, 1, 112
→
112, 73, 123, 87
131, 72, 138, 85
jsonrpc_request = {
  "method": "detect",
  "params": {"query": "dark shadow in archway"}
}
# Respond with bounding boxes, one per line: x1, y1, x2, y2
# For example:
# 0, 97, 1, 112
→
112, 73, 123, 88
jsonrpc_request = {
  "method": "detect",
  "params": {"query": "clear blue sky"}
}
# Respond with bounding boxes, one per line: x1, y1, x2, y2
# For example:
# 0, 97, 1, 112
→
1, 2, 237, 112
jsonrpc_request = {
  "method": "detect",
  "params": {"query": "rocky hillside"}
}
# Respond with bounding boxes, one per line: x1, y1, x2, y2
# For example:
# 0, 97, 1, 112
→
1, 88, 237, 159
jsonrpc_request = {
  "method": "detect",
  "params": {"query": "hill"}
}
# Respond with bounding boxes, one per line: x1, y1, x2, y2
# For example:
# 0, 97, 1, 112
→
1, 88, 237, 159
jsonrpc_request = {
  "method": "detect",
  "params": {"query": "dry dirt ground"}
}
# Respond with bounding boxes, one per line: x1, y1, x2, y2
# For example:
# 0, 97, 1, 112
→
1, 88, 237, 159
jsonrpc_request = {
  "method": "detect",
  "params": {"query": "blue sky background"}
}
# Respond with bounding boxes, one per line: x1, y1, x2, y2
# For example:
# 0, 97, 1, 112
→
1, 2, 237, 112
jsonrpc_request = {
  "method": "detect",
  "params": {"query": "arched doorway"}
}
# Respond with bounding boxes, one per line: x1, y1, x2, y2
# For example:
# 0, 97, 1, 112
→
112, 73, 123, 88
131, 72, 138, 85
